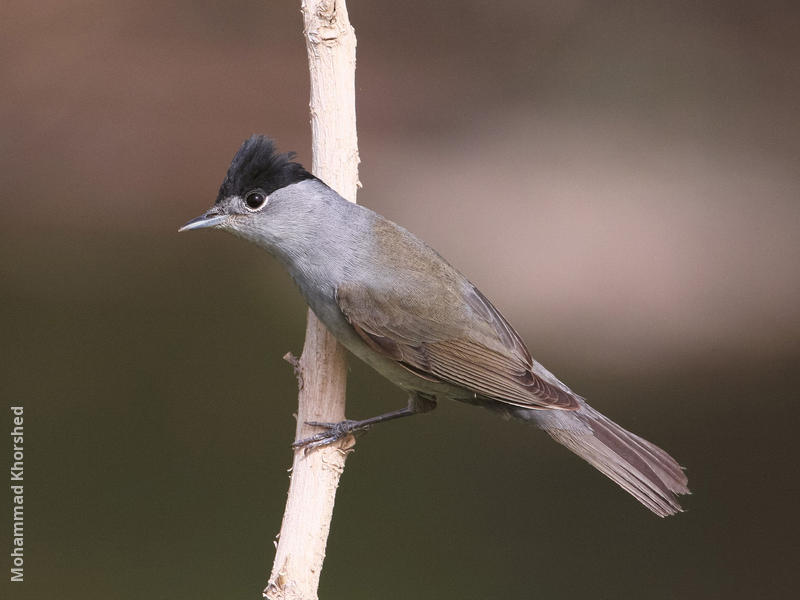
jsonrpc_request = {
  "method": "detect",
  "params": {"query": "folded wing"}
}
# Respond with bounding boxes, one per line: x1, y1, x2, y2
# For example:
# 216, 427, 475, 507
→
336, 281, 579, 410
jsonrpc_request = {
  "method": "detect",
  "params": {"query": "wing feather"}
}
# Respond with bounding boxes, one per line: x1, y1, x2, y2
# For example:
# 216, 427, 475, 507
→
336, 282, 579, 410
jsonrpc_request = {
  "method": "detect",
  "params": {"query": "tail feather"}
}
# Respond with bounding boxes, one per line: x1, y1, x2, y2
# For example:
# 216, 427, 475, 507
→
528, 402, 689, 517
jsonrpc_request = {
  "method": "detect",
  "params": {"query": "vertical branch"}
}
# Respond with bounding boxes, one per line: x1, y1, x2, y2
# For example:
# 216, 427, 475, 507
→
264, 2, 359, 599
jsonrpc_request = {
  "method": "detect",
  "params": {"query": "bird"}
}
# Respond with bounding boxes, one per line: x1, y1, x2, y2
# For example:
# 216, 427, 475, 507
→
180, 135, 689, 517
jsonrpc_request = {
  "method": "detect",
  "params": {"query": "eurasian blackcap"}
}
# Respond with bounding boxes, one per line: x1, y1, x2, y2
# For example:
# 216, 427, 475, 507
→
180, 135, 689, 517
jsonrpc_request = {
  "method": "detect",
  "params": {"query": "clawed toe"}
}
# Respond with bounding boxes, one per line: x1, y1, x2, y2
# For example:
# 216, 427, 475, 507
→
291, 419, 370, 451
289, 402, 427, 451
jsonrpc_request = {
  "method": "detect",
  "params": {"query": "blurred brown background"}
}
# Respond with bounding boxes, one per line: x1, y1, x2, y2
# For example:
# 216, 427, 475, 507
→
2, 1, 799, 598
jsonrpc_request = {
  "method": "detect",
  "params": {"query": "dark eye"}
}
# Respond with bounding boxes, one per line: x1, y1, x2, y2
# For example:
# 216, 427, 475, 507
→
244, 189, 267, 210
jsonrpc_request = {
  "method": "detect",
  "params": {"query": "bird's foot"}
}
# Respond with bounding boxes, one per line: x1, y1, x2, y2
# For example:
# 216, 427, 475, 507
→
290, 398, 433, 452
291, 419, 369, 451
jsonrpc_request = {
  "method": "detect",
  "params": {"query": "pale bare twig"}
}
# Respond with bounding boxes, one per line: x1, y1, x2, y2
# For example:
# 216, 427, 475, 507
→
264, 2, 359, 599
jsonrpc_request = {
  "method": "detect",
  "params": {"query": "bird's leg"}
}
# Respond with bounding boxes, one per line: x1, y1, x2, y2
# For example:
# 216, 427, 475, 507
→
292, 393, 437, 451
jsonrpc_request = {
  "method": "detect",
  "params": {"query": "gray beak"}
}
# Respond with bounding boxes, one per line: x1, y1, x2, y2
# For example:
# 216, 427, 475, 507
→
179, 209, 229, 232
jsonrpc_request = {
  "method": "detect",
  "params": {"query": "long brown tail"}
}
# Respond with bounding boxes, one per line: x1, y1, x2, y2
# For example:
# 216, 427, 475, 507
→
526, 401, 689, 517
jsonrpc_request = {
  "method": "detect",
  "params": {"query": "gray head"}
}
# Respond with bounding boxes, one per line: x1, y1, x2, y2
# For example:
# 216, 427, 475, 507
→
179, 135, 320, 246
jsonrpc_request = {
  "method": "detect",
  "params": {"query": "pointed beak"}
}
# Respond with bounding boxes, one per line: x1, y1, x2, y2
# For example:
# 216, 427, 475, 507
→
178, 208, 229, 232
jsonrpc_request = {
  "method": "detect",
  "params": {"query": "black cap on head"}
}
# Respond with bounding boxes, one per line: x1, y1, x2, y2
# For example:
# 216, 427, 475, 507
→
216, 135, 314, 203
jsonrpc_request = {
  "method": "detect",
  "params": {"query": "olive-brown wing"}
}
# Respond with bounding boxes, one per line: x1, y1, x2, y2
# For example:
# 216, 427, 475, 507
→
336, 282, 579, 410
